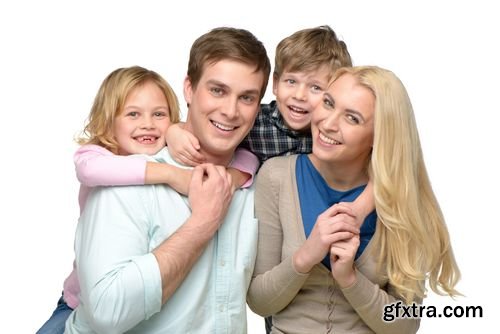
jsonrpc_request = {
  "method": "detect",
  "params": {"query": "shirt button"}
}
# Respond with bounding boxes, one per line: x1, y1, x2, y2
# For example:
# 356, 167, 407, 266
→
219, 304, 224, 312
220, 260, 225, 266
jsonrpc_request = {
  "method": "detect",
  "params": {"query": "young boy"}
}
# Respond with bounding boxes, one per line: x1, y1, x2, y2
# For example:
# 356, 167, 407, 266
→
240, 25, 352, 163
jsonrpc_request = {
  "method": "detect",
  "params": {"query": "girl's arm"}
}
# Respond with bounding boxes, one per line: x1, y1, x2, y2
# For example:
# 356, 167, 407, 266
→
74, 144, 192, 195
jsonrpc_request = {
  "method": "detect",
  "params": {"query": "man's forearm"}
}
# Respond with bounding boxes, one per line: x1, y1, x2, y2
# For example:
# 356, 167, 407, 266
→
152, 216, 218, 304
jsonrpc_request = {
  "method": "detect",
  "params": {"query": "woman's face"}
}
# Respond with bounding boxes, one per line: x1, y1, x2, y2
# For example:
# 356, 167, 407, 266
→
311, 73, 375, 166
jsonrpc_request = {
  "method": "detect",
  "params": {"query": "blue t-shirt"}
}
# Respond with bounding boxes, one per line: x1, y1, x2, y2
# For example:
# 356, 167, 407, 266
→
296, 154, 377, 270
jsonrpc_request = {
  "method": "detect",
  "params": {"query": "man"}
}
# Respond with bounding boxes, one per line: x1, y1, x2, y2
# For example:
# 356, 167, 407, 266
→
65, 27, 270, 334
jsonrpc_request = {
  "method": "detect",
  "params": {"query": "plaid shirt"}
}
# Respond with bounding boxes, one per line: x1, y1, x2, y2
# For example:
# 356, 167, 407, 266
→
240, 101, 312, 163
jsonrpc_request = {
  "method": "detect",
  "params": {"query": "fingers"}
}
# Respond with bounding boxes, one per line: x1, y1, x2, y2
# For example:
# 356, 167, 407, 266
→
322, 202, 355, 218
322, 231, 356, 245
330, 236, 360, 260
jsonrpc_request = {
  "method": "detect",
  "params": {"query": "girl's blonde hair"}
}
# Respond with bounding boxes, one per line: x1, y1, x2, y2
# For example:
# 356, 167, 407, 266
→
76, 66, 180, 153
331, 66, 460, 303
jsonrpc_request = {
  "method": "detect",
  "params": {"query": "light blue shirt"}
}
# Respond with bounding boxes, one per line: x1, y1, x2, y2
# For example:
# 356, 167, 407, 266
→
65, 148, 258, 334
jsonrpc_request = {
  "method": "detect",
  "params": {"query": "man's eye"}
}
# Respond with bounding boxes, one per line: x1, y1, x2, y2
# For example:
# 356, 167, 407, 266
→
210, 87, 224, 95
241, 95, 256, 104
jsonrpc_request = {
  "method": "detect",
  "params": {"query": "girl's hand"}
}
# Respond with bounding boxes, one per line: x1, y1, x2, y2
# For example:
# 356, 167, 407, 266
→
166, 122, 206, 166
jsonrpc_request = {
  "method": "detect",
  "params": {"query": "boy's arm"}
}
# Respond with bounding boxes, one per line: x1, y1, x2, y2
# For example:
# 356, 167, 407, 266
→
227, 148, 260, 191
165, 122, 206, 166
344, 180, 374, 228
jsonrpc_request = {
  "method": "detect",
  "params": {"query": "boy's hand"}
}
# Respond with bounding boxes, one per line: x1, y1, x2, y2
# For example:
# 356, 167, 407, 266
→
166, 122, 206, 166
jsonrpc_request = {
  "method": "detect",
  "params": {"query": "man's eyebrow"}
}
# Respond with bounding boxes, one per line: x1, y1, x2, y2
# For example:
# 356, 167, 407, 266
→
207, 79, 260, 96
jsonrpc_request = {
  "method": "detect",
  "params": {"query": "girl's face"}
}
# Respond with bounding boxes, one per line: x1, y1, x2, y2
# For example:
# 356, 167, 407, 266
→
114, 81, 171, 156
311, 73, 375, 166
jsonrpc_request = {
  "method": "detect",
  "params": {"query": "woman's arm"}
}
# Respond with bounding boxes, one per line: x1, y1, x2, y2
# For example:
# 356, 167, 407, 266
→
247, 159, 309, 316
341, 270, 421, 334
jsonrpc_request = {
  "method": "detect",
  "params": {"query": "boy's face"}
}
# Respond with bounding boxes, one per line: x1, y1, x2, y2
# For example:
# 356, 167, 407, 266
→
273, 65, 330, 132
184, 59, 265, 165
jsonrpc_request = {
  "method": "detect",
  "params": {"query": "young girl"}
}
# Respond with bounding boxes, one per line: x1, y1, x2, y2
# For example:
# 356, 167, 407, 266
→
37, 65, 258, 334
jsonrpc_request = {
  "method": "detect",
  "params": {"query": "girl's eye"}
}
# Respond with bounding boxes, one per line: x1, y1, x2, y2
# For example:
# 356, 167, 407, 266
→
126, 111, 139, 117
153, 112, 168, 118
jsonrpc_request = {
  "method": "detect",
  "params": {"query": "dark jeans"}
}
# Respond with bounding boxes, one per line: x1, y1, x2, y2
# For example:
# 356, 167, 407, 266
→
36, 294, 73, 334
265, 316, 272, 333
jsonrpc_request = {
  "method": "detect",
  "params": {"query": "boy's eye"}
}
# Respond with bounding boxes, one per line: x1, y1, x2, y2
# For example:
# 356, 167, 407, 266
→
311, 85, 323, 93
285, 79, 296, 85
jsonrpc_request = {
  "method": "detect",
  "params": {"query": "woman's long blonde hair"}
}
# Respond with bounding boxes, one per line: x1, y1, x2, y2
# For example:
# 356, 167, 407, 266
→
332, 66, 460, 303
76, 66, 180, 153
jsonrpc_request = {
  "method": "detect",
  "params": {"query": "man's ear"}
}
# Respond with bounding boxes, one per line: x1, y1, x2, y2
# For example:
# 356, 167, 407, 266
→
183, 76, 193, 107
272, 73, 279, 96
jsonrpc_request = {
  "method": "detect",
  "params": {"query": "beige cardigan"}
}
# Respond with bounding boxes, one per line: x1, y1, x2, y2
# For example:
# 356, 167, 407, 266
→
247, 155, 420, 334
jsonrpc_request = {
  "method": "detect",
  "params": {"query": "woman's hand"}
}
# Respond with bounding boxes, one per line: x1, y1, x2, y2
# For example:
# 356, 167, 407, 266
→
293, 204, 359, 274
330, 234, 360, 288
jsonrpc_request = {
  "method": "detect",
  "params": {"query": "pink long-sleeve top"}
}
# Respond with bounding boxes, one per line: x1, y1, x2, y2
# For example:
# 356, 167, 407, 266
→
62, 144, 259, 309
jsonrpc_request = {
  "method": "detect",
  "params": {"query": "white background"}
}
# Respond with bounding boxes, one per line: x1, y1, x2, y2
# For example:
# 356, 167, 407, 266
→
1, 1, 498, 333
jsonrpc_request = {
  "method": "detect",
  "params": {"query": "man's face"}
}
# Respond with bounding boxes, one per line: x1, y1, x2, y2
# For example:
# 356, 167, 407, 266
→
183, 59, 265, 165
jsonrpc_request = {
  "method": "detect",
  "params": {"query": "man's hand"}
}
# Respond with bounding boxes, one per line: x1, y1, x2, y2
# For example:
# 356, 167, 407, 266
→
188, 163, 234, 232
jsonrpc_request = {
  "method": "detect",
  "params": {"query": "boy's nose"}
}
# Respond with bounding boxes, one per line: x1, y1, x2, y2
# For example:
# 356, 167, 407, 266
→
293, 85, 307, 101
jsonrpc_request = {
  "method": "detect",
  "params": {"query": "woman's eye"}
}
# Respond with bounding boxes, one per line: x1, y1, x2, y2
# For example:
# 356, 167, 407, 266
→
347, 114, 360, 124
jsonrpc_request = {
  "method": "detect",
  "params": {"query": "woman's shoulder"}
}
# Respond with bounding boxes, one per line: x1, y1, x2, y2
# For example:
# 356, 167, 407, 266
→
261, 154, 298, 171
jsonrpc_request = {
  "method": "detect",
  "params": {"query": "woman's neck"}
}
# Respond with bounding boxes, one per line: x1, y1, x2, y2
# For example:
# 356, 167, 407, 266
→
308, 154, 369, 191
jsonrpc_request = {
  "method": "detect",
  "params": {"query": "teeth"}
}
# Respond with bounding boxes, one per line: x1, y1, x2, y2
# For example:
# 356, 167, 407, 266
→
136, 136, 157, 143
212, 121, 235, 131
289, 105, 308, 114
319, 132, 341, 145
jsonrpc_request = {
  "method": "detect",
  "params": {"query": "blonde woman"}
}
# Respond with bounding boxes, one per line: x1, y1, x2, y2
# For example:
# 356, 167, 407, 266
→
247, 66, 460, 333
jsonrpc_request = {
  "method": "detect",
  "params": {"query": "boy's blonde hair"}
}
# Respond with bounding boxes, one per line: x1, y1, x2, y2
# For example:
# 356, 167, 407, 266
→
274, 25, 352, 79
331, 66, 460, 304
76, 66, 180, 154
